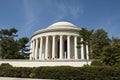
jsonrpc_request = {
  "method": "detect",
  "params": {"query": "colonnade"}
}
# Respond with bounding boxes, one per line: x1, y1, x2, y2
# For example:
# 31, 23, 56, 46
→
30, 35, 89, 60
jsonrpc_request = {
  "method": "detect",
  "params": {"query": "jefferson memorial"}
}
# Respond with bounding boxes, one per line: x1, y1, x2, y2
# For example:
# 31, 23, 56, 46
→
29, 21, 89, 61
0, 21, 91, 67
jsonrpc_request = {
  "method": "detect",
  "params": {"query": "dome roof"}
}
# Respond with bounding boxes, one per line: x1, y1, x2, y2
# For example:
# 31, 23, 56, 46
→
47, 21, 78, 29
31, 21, 81, 39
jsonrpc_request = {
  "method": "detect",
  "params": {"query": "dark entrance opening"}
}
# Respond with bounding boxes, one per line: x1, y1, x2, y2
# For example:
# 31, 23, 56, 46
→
64, 40, 67, 59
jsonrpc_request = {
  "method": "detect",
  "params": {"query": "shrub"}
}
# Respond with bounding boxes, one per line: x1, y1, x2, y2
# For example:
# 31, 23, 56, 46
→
0, 63, 13, 67
0, 63, 13, 77
91, 60, 104, 66
0, 63, 31, 78
0, 64, 120, 80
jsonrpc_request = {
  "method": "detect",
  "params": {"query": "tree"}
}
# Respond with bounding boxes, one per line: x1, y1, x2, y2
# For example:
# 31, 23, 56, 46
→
0, 28, 18, 38
90, 29, 110, 59
101, 46, 116, 66
18, 37, 30, 59
77, 28, 120, 66
0, 28, 29, 59
0, 28, 19, 59
101, 45, 120, 66
111, 37, 120, 64
101, 37, 120, 66
77, 28, 93, 59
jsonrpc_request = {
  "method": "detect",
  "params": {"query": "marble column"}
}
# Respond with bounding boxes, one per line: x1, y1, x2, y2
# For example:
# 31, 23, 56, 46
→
30, 41, 33, 60
39, 37, 43, 60
45, 36, 49, 59
67, 36, 70, 59
60, 35, 63, 59
32, 40, 35, 60
86, 44, 89, 60
52, 35, 55, 59
74, 36, 78, 59
35, 39, 38, 60
81, 38, 84, 60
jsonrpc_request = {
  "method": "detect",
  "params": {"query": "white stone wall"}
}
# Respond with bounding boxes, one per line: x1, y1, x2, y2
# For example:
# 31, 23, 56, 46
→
0, 60, 91, 67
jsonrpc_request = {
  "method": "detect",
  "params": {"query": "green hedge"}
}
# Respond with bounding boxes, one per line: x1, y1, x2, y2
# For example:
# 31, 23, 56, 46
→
0, 63, 120, 80
0, 63, 32, 78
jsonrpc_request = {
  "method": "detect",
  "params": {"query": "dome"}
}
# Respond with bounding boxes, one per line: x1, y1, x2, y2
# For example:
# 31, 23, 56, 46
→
47, 21, 78, 29
31, 21, 81, 39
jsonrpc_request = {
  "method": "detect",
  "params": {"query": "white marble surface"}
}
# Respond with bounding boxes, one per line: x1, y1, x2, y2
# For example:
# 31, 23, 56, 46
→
0, 59, 91, 67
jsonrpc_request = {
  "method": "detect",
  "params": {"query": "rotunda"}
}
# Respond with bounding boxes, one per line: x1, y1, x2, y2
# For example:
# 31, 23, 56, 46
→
30, 21, 89, 60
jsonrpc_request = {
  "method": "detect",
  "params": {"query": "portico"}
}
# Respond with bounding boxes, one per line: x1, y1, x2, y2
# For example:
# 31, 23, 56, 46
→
30, 21, 89, 60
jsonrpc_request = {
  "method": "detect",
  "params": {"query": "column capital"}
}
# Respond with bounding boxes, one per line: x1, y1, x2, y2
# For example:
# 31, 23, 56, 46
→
60, 35, 63, 37
67, 35, 71, 37
35, 37, 39, 40
52, 35, 56, 37
67, 35, 70, 38
81, 37, 83, 41
52, 35, 56, 38
32, 39, 35, 42
40, 36, 43, 38
31, 39, 34, 42
45, 35, 50, 37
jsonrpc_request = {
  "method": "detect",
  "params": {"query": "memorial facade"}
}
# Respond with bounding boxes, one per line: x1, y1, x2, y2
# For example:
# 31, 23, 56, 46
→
29, 21, 89, 60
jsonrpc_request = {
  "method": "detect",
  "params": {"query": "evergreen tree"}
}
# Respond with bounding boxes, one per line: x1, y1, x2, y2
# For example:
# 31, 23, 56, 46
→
102, 37, 120, 66
18, 37, 30, 59
78, 28, 93, 59
91, 29, 110, 59
0, 28, 29, 59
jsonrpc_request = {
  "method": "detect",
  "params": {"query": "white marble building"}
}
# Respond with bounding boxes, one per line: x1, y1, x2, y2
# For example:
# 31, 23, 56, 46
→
29, 21, 89, 60
0, 21, 91, 67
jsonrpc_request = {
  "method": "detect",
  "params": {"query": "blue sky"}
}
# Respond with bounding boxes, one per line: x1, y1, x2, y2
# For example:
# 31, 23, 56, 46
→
0, 0, 120, 38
